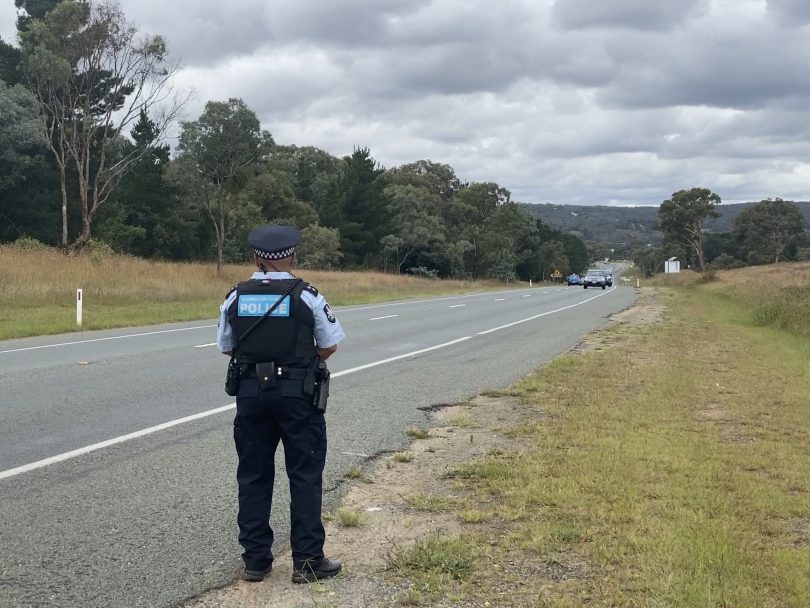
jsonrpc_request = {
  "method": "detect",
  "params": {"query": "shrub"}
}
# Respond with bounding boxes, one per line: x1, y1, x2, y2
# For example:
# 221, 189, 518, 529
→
708, 254, 745, 270
9, 236, 52, 251
407, 266, 439, 279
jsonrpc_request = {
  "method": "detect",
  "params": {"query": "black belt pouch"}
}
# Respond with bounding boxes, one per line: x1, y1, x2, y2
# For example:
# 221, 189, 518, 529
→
255, 362, 277, 391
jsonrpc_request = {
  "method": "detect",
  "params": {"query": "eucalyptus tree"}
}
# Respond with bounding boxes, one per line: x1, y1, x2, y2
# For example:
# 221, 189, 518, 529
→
480, 202, 538, 279
733, 198, 806, 264
381, 184, 445, 273
176, 98, 271, 272
20, 0, 184, 249
454, 182, 511, 278
658, 187, 721, 271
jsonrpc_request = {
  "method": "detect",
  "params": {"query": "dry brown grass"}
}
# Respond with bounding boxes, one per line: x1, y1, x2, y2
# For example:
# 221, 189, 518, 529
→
0, 246, 517, 339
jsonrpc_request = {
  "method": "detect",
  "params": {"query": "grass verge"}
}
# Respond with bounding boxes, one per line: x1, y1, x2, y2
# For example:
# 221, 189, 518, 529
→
386, 264, 810, 607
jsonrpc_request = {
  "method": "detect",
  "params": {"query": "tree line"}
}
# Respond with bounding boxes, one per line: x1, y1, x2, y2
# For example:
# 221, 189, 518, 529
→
0, 0, 587, 280
634, 188, 809, 276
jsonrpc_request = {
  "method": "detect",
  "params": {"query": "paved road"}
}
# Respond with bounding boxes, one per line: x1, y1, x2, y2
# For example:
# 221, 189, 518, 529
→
0, 280, 636, 608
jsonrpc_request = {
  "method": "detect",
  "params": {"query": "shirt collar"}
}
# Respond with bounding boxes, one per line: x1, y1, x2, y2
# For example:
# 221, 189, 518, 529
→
251, 271, 293, 280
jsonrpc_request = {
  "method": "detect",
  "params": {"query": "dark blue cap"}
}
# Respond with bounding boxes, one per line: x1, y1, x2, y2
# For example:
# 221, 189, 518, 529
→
248, 226, 300, 260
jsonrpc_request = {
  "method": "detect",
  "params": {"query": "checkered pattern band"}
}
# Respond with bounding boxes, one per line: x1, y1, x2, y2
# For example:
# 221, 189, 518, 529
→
254, 246, 295, 260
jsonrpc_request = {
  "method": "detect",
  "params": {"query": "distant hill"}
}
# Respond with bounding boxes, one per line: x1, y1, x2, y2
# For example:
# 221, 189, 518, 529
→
520, 201, 810, 247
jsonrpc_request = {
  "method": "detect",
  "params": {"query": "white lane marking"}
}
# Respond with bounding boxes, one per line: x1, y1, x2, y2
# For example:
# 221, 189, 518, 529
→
449, 304, 466, 308
494, 298, 506, 302
0, 336, 472, 481
369, 315, 398, 321
523, 295, 532, 298
331, 337, 472, 378
476, 288, 614, 336
194, 343, 217, 349
542, 291, 549, 294
338, 286, 536, 313
0, 325, 217, 356
0, 404, 236, 481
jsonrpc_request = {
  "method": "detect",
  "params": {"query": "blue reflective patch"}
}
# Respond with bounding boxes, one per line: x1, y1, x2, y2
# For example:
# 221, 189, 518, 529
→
237, 294, 291, 317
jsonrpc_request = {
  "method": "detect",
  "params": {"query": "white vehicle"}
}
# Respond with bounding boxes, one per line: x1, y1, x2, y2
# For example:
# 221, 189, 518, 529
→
582, 270, 606, 289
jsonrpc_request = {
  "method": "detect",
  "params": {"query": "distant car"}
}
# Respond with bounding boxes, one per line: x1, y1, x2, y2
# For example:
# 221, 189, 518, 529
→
566, 273, 582, 286
582, 270, 606, 289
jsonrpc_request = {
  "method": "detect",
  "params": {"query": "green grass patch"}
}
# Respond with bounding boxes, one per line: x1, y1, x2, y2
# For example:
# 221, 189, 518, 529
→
385, 534, 478, 582
406, 427, 431, 440
332, 507, 367, 527
406, 494, 461, 512
386, 273, 810, 606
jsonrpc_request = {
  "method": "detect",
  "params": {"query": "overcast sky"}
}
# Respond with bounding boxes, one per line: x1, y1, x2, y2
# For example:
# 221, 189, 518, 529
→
3, 0, 810, 206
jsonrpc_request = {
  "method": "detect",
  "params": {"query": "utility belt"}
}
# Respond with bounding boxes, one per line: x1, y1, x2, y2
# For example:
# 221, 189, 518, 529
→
241, 364, 309, 380
230, 359, 331, 412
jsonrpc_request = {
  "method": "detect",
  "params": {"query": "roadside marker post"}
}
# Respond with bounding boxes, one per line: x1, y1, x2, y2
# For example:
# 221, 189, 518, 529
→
76, 289, 83, 326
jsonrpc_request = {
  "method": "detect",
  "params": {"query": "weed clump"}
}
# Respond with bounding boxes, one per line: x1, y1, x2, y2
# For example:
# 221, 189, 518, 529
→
750, 285, 810, 337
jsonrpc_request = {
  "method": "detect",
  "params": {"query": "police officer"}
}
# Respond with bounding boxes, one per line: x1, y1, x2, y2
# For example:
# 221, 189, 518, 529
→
217, 225, 345, 584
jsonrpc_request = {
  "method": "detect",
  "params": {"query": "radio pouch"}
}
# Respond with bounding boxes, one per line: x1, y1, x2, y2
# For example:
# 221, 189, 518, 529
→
256, 362, 277, 391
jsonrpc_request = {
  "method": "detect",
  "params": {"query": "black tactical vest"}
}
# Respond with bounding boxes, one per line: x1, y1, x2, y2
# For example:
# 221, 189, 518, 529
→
227, 278, 316, 367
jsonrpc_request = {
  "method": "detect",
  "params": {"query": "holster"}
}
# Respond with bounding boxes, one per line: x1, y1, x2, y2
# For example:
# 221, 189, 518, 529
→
314, 362, 330, 413
224, 357, 241, 396
303, 358, 319, 398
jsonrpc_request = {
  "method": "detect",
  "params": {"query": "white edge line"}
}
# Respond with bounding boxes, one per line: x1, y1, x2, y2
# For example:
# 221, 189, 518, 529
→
494, 298, 506, 302
476, 288, 615, 336
368, 315, 398, 321
0, 404, 236, 481
194, 343, 217, 348
448, 304, 466, 308
0, 325, 218, 356
1, 336, 472, 481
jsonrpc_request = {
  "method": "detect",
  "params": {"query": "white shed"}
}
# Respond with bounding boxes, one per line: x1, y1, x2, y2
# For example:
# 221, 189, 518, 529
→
664, 257, 680, 273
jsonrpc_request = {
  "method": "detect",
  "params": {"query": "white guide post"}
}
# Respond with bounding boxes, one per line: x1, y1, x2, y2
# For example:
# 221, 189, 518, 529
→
76, 289, 83, 326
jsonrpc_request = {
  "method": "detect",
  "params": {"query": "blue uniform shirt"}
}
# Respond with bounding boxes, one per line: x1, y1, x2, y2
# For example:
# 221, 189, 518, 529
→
217, 272, 345, 354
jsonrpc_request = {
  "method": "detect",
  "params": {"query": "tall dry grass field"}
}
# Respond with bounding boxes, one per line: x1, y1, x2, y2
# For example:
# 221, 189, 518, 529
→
0, 246, 513, 340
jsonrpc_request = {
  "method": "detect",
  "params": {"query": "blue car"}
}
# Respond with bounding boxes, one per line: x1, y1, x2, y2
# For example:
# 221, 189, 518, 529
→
566, 273, 582, 286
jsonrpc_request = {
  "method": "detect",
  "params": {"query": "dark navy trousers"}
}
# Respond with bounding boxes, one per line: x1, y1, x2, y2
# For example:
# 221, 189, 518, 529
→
233, 375, 327, 571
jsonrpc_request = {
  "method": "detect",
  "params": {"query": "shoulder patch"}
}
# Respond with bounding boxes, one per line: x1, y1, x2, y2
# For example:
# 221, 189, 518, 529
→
304, 283, 319, 297
323, 303, 336, 323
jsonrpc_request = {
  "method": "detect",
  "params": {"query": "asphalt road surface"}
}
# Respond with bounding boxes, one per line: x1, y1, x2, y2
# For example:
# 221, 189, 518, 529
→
0, 279, 636, 608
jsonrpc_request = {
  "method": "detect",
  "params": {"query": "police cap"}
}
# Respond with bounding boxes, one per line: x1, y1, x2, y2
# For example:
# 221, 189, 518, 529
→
248, 225, 301, 260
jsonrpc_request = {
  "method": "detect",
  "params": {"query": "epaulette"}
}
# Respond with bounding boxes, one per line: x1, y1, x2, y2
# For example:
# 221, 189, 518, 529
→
225, 284, 238, 298
303, 282, 319, 297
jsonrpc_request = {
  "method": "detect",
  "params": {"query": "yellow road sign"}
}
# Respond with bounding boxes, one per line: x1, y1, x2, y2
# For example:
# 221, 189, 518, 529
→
551, 269, 562, 278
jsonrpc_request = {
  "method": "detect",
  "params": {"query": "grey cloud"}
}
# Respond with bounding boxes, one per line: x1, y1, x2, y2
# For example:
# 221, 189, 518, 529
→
264, 0, 429, 47
551, 0, 707, 31
124, 0, 273, 66
767, 0, 810, 26
123, 0, 810, 207
596, 27, 810, 110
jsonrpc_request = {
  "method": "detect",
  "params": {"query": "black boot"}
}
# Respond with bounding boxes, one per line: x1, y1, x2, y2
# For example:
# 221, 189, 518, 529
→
241, 563, 273, 582
291, 557, 342, 584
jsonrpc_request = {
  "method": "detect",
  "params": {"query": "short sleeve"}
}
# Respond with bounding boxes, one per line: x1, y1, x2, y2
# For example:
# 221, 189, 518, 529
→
301, 290, 345, 348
